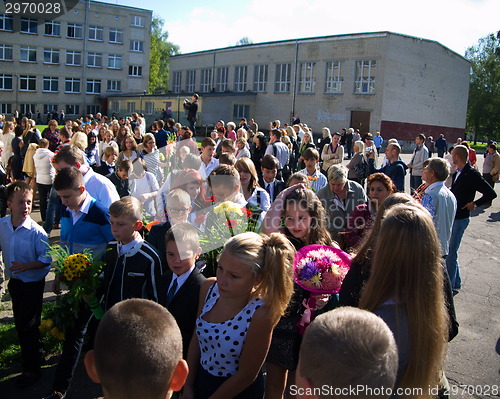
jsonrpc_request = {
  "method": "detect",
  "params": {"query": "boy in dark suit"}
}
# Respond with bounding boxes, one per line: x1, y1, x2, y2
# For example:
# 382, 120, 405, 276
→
259, 154, 286, 202
157, 223, 205, 357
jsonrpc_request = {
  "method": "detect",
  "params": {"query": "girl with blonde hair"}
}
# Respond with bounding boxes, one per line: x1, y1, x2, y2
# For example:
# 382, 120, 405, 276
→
359, 204, 448, 395
184, 232, 295, 399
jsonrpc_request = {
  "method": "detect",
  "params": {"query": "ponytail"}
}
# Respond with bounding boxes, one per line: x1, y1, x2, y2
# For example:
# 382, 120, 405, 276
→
222, 232, 295, 323
255, 233, 295, 322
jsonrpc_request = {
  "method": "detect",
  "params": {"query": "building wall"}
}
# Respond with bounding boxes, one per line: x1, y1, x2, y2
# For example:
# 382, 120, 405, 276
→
169, 32, 470, 141
0, 0, 151, 118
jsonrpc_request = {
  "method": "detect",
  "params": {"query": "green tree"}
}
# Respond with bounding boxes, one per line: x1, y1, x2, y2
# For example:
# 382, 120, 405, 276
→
466, 31, 500, 142
235, 37, 253, 46
149, 15, 180, 93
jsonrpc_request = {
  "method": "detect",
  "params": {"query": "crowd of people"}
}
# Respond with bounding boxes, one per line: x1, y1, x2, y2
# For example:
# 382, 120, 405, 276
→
0, 108, 498, 399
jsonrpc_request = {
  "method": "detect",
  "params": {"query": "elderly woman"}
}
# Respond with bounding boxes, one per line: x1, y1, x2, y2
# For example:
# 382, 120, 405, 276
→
42, 119, 61, 152
317, 164, 367, 247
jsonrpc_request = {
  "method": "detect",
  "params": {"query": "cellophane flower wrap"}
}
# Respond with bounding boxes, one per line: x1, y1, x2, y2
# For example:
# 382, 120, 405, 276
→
198, 200, 259, 277
40, 245, 104, 338
293, 245, 351, 294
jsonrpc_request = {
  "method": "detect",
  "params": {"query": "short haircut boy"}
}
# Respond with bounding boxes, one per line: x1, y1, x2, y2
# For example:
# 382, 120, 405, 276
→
85, 298, 187, 399
6, 181, 32, 202
165, 222, 200, 254
208, 164, 240, 192
109, 196, 142, 223
166, 189, 191, 209
201, 137, 216, 148
38, 138, 50, 148
53, 167, 84, 191
118, 159, 132, 173
271, 128, 282, 140
303, 147, 320, 161
53, 144, 85, 166
132, 157, 148, 175
261, 154, 279, 170
221, 138, 234, 153
218, 153, 236, 166
298, 307, 398, 399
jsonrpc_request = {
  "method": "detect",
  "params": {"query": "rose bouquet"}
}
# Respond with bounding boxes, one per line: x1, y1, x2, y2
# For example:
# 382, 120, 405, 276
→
293, 245, 351, 333
198, 200, 258, 277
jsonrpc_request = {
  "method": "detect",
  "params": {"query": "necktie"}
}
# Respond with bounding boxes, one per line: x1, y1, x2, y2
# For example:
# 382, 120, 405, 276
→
265, 183, 271, 195
165, 278, 178, 306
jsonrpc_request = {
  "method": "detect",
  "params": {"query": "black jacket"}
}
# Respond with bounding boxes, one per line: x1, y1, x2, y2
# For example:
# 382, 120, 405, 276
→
451, 162, 496, 219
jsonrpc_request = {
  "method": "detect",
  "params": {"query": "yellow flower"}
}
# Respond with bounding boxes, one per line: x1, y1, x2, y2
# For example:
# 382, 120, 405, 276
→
49, 327, 65, 341
39, 319, 53, 332
310, 274, 322, 285
63, 253, 89, 281
330, 265, 341, 275
214, 201, 243, 216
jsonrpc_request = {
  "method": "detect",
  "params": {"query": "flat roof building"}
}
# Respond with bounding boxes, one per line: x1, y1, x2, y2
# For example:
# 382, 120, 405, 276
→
168, 32, 470, 141
0, 0, 151, 119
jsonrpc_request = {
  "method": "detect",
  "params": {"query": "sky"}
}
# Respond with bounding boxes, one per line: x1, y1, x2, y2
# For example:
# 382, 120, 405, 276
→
111, 0, 499, 56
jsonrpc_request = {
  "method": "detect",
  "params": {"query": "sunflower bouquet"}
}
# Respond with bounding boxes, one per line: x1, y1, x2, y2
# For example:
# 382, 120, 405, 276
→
40, 245, 104, 338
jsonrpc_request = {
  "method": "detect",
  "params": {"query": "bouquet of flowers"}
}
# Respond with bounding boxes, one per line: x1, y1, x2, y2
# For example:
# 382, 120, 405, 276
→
198, 200, 258, 277
40, 245, 104, 338
293, 245, 351, 333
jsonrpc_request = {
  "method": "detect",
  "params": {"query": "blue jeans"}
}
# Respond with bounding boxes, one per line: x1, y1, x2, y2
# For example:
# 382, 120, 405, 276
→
410, 174, 422, 192
446, 217, 470, 290
43, 186, 62, 234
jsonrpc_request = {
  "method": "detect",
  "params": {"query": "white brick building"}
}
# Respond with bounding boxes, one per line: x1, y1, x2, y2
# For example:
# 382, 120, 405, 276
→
169, 32, 470, 141
0, 0, 151, 119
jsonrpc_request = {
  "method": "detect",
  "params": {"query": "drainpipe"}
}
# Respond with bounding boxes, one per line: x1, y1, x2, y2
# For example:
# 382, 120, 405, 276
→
291, 39, 299, 124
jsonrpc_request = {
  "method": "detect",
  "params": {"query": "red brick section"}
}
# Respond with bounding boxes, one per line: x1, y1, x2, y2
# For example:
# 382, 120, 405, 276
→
381, 121, 465, 142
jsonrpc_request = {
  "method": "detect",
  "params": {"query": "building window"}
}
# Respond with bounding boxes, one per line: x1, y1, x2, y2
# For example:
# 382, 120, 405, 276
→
0, 44, 13, 61
0, 74, 13, 90
145, 102, 154, 115
21, 18, 37, 34
130, 15, 145, 27
130, 41, 144, 52
66, 105, 80, 115
86, 79, 101, 94
233, 104, 250, 120
19, 75, 36, 91
20, 47, 37, 63
88, 26, 103, 41
127, 102, 136, 113
108, 54, 122, 69
44, 48, 60, 64
0, 103, 12, 114
65, 78, 80, 93
20, 104, 36, 115
87, 52, 103, 68
43, 104, 57, 113
216, 67, 228, 92
325, 61, 343, 93
66, 50, 81, 66
109, 29, 123, 44
43, 76, 58, 92
200, 69, 211, 93
234, 66, 247, 92
172, 72, 181, 93
87, 105, 100, 115
128, 65, 142, 77
1, 15, 14, 31
67, 23, 83, 39
299, 62, 315, 93
253, 64, 268, 92
275, 63, 291, 93
355, 60, 376, 94
111, 101, 120, 113
107, 80, 121, 92
186, 70, 196, 93
45, 20, 60, 36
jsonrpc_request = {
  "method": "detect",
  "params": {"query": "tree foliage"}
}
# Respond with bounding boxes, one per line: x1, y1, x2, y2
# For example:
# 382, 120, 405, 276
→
466, 31, 500, 141
149, 15, 180, 93
235, 37, 253, 46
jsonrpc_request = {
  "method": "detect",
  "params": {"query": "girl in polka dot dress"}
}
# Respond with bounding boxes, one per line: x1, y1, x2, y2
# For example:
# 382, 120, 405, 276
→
183, 232, 295, 399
